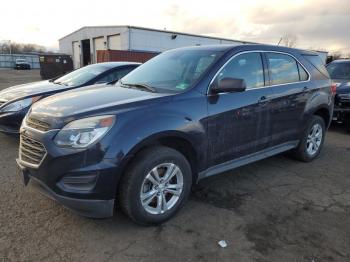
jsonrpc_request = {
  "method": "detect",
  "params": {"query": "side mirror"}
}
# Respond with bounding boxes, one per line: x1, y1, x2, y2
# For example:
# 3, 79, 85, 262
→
211, 78, 247, 94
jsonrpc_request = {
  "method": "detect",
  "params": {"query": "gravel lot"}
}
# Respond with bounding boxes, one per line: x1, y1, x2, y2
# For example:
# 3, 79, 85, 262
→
0, 69, 349, 262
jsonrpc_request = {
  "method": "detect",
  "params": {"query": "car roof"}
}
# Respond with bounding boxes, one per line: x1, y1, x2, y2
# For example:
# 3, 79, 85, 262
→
329, 59, 350, 64
169, 44, 316, 56
93, 62, 141, 69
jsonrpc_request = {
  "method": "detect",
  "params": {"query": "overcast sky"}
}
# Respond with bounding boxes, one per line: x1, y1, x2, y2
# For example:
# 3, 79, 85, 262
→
1, 0, 349, 54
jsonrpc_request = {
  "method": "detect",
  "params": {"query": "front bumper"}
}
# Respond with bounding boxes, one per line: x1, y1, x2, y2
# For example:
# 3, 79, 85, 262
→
17, 159, 114, 218
16, 125, 123, 218
0, 109, 28, 134
15, 64, 30, 69
332, 95, 350, 122
333, 106, 350, 122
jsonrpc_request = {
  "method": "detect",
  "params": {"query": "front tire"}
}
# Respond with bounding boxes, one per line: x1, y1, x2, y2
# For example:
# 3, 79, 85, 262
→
292, 115, 326, 162
119, 146, 192, 225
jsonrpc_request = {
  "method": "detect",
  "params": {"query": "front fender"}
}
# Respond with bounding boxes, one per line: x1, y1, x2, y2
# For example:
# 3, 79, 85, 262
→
103, 93, 208, 173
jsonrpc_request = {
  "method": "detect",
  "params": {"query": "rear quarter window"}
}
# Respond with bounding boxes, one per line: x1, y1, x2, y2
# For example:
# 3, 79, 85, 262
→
298, 63, 309, 81
302, 54, 330, 78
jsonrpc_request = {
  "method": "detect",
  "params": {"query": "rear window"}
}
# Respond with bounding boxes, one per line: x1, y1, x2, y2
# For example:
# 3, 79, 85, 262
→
302, 54, 329, 78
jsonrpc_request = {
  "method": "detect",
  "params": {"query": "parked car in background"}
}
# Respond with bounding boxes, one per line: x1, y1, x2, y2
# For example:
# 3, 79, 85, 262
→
17, 44, 333, 225
0, 62, 140, 133
14, 59, 31, 70
326, 59, 350, 129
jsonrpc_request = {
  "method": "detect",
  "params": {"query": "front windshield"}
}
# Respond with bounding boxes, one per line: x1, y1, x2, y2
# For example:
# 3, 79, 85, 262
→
120, 48, 222, 93
54, 64, 109, 87
327, 62, 350, 80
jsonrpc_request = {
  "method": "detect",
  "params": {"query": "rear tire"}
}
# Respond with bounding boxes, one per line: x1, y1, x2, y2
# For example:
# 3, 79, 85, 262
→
119, 146, 192, 225
292, 115, 325, 162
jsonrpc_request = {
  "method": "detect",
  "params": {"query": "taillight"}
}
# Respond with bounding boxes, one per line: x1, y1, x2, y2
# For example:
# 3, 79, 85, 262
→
331, 83, 337, 95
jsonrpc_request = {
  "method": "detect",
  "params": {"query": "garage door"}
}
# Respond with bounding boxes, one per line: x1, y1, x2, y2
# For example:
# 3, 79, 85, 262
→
72, 41, 80, 69
108, 34, 121, 50
93, 37, 105, 63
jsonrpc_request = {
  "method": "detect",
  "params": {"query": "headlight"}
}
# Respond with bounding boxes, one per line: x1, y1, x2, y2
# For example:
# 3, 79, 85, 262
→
0, 96, 41, 112
54, 115, 115, 148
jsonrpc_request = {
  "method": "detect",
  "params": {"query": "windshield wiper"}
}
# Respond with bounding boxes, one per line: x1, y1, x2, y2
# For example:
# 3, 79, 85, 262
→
120, 82, 157, 93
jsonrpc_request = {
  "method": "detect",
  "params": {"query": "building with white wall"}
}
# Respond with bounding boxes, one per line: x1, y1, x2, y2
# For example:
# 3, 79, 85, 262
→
59, 26, 254, 69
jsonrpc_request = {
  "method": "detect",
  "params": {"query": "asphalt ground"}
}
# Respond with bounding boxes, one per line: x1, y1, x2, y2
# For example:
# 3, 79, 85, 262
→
0, 69, 349, 261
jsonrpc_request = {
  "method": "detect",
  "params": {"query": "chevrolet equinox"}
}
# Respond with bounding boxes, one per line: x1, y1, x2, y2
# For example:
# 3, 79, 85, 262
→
17, 45, 334, 225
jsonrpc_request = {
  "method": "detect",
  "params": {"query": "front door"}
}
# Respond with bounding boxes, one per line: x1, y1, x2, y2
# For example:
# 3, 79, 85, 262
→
206, 52, 272, 167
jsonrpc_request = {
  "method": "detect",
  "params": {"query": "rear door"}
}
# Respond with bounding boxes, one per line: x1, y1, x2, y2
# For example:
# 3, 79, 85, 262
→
264, 52, 310, 146
206, 52, 272, 167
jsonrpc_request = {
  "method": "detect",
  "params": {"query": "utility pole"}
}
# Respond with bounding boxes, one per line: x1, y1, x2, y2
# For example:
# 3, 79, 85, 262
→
8, 40, 13, 68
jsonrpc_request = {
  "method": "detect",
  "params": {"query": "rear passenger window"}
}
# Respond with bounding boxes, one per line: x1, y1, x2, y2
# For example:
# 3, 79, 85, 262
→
217, 52, 264, 89
267, 53, 300, 85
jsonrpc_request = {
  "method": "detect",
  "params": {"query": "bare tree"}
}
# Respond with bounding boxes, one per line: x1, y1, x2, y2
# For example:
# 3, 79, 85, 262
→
0, 41, 46, 54
282, 34, 298, 48
331, 52, 342, 60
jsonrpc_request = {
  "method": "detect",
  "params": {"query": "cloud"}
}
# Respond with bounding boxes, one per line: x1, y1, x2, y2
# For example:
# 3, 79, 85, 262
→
164, 4, 239, 37
165, 0, 350, 54
246, 0, 350, 52
1, 0, 349, 55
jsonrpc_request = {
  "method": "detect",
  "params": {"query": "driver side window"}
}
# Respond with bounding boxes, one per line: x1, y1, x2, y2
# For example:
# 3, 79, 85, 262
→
217, 52, 265, 89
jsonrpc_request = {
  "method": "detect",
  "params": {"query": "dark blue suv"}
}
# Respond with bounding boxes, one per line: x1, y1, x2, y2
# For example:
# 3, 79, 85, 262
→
17, 44, 334, 225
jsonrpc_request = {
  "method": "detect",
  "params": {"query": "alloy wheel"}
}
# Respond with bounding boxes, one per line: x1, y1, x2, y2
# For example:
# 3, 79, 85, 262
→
140, 163, 184, 215
306, 123, 323, 156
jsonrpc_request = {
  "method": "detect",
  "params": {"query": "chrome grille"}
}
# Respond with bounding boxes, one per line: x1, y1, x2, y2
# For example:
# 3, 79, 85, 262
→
19, 135, 46, 166
26, 117, 50, 132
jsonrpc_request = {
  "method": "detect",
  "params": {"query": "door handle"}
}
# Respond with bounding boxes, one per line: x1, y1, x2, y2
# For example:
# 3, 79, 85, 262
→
303, 86, 309, 92
259, 96, 267, 102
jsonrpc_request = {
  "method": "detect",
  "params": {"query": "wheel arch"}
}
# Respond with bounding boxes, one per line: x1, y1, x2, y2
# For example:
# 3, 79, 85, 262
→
116, 131, 201, 191
312, 106, 331, 128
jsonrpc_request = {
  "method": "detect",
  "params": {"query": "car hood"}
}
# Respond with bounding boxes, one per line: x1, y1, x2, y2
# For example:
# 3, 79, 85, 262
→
0, 80, 71, 102
29, 84, 171, 127
332, 79, 350, 94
